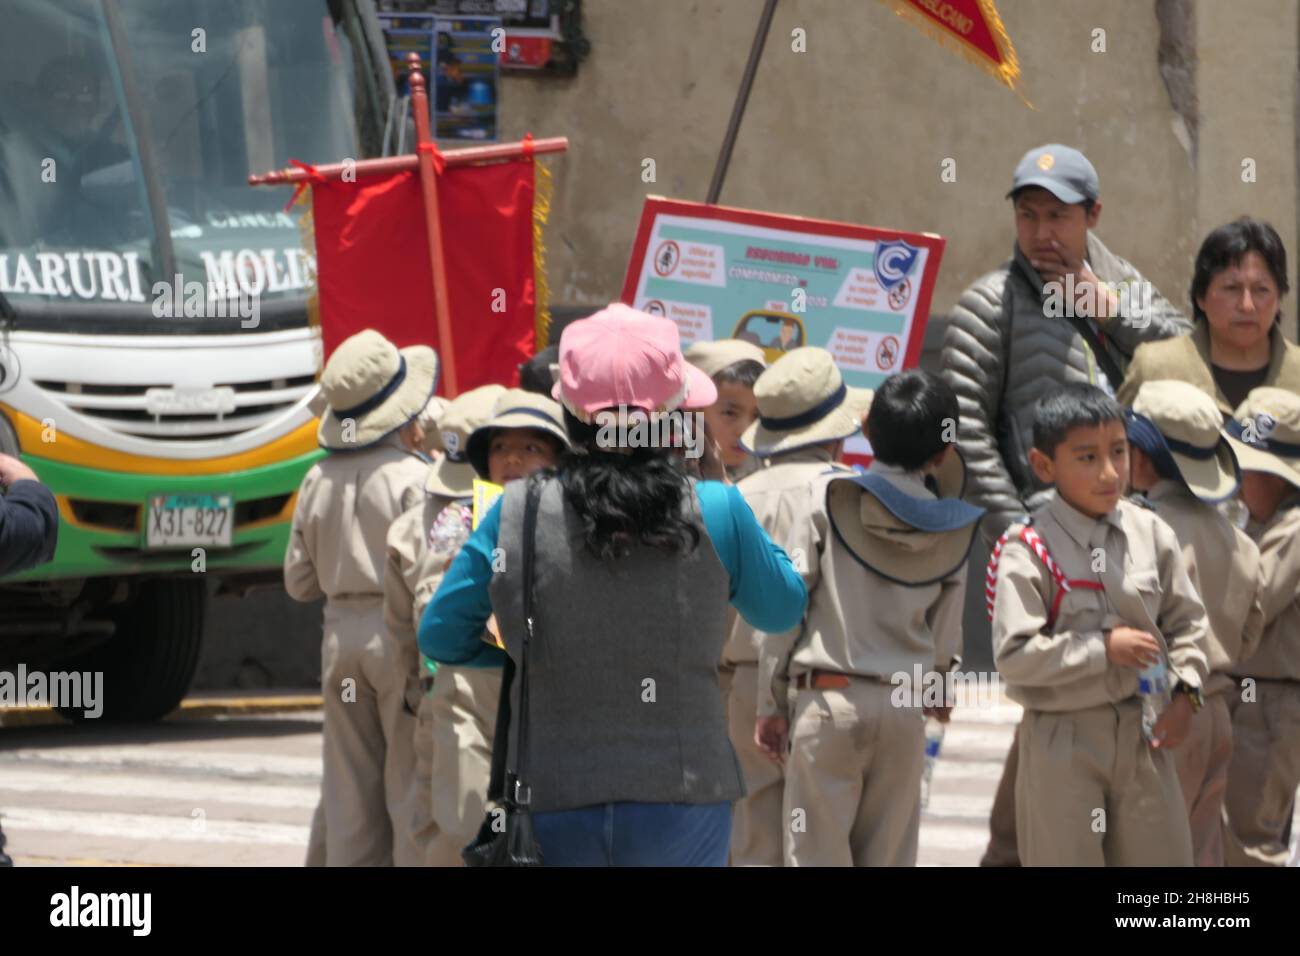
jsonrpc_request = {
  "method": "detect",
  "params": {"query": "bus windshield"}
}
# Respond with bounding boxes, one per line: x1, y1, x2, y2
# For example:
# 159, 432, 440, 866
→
0, 0, 370, 328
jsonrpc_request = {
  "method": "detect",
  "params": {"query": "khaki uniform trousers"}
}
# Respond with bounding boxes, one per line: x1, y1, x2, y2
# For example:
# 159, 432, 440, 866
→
981, 726, 1021, 867
726, 661, 784, 866
1016, 700, 1193, 866
783, 681, 924, 867
311, 599, 424, 867
1223, 680, 1300, 867
425, 664, 502, 866
1173, 691, 1233, 867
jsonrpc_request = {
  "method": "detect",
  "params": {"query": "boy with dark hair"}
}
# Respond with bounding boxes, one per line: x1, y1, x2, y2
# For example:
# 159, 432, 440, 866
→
1221, 387, 1300, 866
759, 369, 984, 865
989, 382, 1209, 865
1125, 380, 1264, 866
684, 339, 767, 482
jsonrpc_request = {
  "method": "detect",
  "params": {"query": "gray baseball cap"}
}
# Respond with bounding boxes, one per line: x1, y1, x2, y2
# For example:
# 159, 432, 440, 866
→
1007, 144, 1099, 204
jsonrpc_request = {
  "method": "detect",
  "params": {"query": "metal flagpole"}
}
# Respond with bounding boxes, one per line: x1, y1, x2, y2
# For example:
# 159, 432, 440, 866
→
705, 0, 779, 205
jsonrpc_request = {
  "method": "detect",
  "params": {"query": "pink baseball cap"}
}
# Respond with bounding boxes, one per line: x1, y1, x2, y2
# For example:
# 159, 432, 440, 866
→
552, 304, 717, 420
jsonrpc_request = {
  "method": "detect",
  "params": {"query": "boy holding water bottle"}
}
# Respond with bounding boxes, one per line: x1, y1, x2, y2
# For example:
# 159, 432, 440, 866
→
755, 370, 984, 866
988, 383, 1209, 866
1124, 380, 1264, 867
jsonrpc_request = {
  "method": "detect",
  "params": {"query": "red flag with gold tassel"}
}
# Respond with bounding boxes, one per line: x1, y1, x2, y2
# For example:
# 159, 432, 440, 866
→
303, 154, 552, 393
878, 0, 1022, 94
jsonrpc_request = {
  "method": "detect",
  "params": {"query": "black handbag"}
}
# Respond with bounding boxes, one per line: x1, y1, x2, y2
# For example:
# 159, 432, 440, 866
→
462, 477, 544, 867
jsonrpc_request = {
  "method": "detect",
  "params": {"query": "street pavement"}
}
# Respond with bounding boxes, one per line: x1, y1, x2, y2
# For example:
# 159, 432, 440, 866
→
0, 690, 1020, 866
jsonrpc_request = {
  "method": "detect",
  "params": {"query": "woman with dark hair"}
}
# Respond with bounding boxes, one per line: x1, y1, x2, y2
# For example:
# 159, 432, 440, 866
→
1118, 217, 1300, 416
418, 305, 808, 866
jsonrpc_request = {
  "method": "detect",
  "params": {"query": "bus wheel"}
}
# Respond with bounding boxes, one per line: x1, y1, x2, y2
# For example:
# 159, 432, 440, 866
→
57, 579, 207, 723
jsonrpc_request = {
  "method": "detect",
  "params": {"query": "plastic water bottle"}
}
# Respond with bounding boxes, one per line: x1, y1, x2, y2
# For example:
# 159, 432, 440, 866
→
1138, 657, 1171, 744
921, 716, 945, 809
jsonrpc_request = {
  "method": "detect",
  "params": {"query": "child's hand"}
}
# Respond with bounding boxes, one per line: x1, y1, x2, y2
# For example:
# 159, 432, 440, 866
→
923, 705, 953, 723
1150, 693, 1192, 750
754, 716, 788, 765
1104, 626, 1162, 668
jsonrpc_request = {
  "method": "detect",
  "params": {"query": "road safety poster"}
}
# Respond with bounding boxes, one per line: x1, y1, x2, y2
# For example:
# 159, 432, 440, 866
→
620, 197, 946, 456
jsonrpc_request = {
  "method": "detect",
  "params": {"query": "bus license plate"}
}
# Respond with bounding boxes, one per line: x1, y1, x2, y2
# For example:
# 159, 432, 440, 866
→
146, 494, 233, 549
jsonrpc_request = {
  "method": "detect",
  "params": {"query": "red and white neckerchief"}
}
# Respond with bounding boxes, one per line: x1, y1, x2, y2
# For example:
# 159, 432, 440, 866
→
986, 524, 1104, 630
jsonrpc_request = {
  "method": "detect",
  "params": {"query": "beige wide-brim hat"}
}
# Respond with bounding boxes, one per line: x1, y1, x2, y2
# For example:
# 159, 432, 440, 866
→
466, 388, 569, 479
1225, 386, 1300, 491
425, 384, 507, 498
1128, 380, 1239, 503
683, 339, 767, 379
740, 347, 872, 457
825, 449, 984, 586
316, 330, 439, 451
416, 395, 450, 457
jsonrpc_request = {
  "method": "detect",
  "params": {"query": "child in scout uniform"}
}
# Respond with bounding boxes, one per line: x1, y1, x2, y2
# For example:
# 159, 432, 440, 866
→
683, 339, 767, 482
1220, 387, 1300, 867
383, 383, 503, 866
284, 329, 438, 867
1125, 380, 1265, 867
758, 369, 984, 866
422, 387, 568, 865
988, 382, 1210, 866
724, 347, 872, 866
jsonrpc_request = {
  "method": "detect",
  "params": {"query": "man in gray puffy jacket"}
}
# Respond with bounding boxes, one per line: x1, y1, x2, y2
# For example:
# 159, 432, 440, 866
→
942, 144, 1190, 547
940, 144, 1191, 866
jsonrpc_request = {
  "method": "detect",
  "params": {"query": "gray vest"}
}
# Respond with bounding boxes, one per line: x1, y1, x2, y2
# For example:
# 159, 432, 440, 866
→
489, 475, 744, 813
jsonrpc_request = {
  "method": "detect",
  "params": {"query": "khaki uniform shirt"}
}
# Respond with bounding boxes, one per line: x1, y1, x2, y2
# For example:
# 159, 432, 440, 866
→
1146, 480, 1265, 696
1236, 495, 1300, 682
383, 492, 461, 643
724, 448, 849, 670
757, 464, 967, 717
283, 435, 428, 604
992, 494, 1209, 712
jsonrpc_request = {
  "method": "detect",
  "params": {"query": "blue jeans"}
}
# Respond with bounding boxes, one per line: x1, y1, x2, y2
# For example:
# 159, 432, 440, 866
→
532, 801, 732, 866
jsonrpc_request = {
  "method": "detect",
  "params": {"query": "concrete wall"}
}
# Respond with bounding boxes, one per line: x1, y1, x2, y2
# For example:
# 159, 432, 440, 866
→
494, 0, 1262, 328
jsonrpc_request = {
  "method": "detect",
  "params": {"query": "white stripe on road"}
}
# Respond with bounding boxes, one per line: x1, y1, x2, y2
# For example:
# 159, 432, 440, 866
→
2, 807, 309, 846
917, 823, 993, 852
0, 768, 319, 809
0, 746, 322, 780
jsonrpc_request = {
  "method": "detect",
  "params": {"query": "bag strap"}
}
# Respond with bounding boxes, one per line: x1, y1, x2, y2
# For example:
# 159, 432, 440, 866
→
484, 477, 542, 806
484, 656, 514, 803
506, 475, 542, 808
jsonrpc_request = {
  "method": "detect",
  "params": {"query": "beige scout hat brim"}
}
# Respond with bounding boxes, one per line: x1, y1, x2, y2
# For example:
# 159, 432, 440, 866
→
317, 345, 439, 451
740, 386, 872, 456
1128, 380, 1240, 503
1225, 386, 1300, 492
1226, 436, 1300, 492
425, 384, 507, 498
466, 391, 569, 479
1170, 443, 1240, 501
683, 339, 768, 379
825, 450, 984, 586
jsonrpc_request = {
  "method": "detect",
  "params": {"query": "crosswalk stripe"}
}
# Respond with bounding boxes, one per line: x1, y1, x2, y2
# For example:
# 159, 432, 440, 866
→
0, 768, 319, 809
0, 746, 322, 780
2, 807, 309, 846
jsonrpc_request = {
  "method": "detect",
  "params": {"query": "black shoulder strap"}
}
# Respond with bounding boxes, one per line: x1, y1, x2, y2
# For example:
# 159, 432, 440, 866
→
484, 477, 542, 805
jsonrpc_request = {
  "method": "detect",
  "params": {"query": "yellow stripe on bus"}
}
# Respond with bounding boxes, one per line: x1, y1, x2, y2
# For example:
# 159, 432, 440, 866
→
1, 403, 320, 475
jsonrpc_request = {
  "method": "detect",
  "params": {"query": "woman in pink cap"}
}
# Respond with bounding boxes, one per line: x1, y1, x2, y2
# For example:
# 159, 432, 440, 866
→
419, 304, 808, 866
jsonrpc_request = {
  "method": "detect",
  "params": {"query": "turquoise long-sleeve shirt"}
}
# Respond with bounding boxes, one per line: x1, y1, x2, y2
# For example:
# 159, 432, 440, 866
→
417, 480, 808, 667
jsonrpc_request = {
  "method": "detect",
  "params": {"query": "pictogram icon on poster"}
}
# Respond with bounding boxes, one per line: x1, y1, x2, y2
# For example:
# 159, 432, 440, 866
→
876, 335, 900, 371
643, 299, 666, 316
888, 277, 912, 311
653, 240, 680, 277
